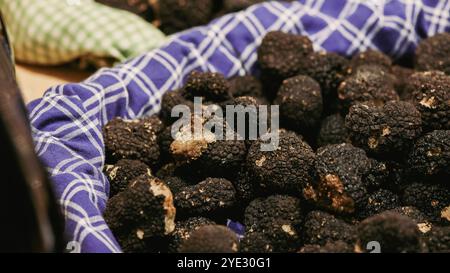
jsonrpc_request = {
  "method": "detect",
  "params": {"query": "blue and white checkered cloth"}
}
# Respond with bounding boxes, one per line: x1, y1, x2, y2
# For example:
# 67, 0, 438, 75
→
27, 0, 450, 253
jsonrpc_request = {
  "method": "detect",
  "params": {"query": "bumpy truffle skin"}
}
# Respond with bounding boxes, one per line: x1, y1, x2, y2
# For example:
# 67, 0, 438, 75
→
174, 178, 236, 220
303, 143, 370, 214
164, 176, 189, 195
317, 114, 349, 147
338, 64, 399, 112
357, 211, 422, 253
391, 65, 415, 99
170, 115, 247, 179
275, 75, 323, 132
415, 32, 450, 75
299, 241, 353, 253
349, 50, 392, 72
103, 116, 164, 167
105, 159, 152, 197
168, 217, 215, 253
104, 175, 176, 253
228, 75, 264, 98
233, 168, 262, 206
179, 225, 239, 253
243, 195, 303, 253
386, 207, 432, 234
258, 31, 313, 97
402, 183, 450, 225
299, 52, 349, 113
423, 226, 450, 253
357, 189, 400, 220
405, 71, 450, 131
159, 0, 214, 34
408, 130, 450, 178
246, 130, 316, 193
184, 71, 231, 102
221, 0, 265, 13
345, 101, 422, 157
303, 211, 356, 246
160, 90, 193, 125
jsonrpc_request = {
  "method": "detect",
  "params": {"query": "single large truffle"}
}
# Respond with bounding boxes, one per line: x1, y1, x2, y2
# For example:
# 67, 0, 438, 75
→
174, 178, 236, 220
168, 217, 216, 253
303, 143, 371, 214
258, 31, 313, 98
345, 101, 422, 158
159, 0, 215, 34
274, 75, 323, 133
338, 64, 399, 112
303, 210, 356, 245
408, 130, 450, 178
415, 32, 450, 75
246, 130, 316, 193
242, 195, 303, 253
405, 71, 450, 131
104, 159, 152, 197
179, 225, 239, 253
356, 211, 422, 253
402, 182, 450, 225
103, 175, 176, 253
103, 116, 164, 167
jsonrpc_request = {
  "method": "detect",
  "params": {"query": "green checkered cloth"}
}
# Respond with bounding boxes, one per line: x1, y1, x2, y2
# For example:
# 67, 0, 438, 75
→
0, 0, 166, 67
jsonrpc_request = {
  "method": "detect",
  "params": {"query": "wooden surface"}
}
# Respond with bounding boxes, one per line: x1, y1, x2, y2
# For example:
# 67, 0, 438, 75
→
15, 64, 92, 104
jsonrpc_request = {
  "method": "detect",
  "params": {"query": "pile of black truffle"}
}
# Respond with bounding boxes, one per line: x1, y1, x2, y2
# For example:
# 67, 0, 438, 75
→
102, 31, 450, 253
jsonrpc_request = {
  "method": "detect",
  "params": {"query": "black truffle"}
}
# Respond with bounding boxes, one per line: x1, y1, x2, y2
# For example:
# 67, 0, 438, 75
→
402, 182, 450, 225
179, 225, 239, 253
184, 71, 231, 102
103, 175, 176, 253
299, 241, 353, 253
274, 75, 323, 132
386, 206, 432, 234
408, 130, 450, 178
391, 65, 415, 99
357, 189, 400, 220
160, 90, 193, 125
303, 143, 371, 214
258, 31, 313, 98
415, 32, 450, 75
168, 217, 216, 253
303, 210, 356, 245
174, 178, 236, 220
356, 211, 422, 253
242, 195, 303, 253
405, 71, 450, 131
349, 50, 392, 72
164, 176, 189, 195
317, 114, 349, 147
103, 116, 164, 167
104, 159, 152, 197
338, 64, 399, 112
299, 52, 349, 113
228, 75, 264, 99
159, 0, 214, 34
246, 130, 316, 193
345, 101, 422, 158
423, 226, 450, 253
170, 115, 247, 179
221, 0, 265, 13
